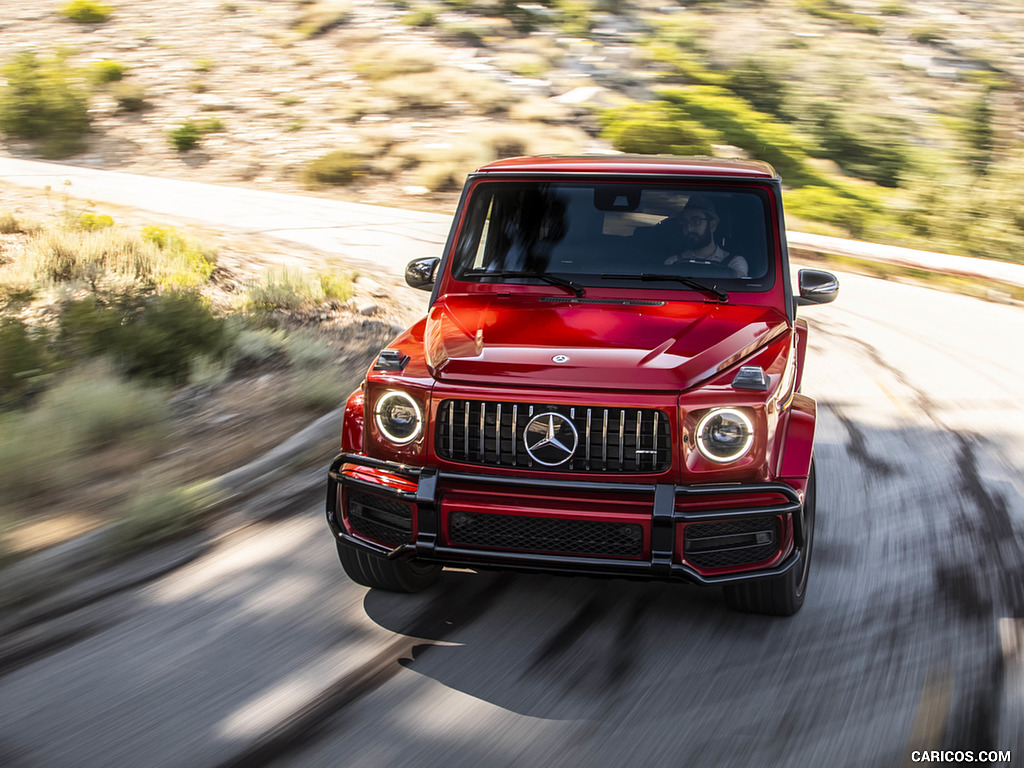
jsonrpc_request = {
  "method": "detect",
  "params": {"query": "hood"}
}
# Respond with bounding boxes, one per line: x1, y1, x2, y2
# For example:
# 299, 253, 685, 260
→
424, 295, 789, 392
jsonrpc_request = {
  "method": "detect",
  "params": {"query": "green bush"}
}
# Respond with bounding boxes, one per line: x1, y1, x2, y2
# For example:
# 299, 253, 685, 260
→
300, 150, 368, 187
807, 103, 908, 187
724, 60, 791, 119
168, 122, 203, 151
911, 26, 943, 45
59, 291, 230, 384
109, 482, 219, 556
402, 9, 437, 26
111, 81, 147, 112
230, 328, 290, 372
129, 293, 230, 382
655, 86, 822, 185
86, 59, 126, 85
0, 319, 52, 407
289, 369, 343, 410
784, 185, 874, 238
59, 0, 114, 23
35, 361, 170, 447
285, 332, 333, 370
167, 119, 224, 151
600, 102, 717, 156
0, 51, 91, 158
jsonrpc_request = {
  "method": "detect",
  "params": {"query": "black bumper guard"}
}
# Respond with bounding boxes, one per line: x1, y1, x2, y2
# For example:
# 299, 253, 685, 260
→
326, 453, 805, 586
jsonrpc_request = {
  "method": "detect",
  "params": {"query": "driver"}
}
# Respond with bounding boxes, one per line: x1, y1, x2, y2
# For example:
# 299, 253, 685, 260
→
662, 194, 749, 277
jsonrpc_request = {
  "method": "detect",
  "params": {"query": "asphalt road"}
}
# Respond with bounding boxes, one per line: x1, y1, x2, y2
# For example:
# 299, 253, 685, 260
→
1, 162, 1022, 767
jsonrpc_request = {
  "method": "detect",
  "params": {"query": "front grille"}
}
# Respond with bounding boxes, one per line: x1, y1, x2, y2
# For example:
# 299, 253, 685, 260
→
449, 511, 644, 557
436, 400, 672, 473
684, 516, 780, 569
348, 490, 413, 547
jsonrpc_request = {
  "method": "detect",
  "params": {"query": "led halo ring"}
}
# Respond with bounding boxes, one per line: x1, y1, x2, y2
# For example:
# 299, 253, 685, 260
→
374, 390, 423, 445
695, 408, 755, 464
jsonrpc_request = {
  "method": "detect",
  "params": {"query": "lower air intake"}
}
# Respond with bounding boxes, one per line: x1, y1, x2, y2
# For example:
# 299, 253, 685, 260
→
348, 490, 413, 547
449, 511, 643, 557
684, 516, 780, 569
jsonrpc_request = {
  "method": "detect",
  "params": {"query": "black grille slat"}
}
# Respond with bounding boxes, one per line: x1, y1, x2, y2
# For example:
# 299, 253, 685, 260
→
437, 400, 671, 473
449, 512, 643, 557
684, 517, 780, 569
348, 490, 413, 547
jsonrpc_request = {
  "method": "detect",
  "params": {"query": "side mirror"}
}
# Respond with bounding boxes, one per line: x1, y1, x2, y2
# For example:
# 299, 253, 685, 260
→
405, 257, 440, 291
796, 269, 839, 306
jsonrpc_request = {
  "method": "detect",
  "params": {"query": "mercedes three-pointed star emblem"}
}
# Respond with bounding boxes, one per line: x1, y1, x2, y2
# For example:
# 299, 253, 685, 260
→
523, 412, 579, 466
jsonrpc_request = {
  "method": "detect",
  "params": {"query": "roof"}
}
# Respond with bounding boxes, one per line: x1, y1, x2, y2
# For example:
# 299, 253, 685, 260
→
474, 154, 778, 179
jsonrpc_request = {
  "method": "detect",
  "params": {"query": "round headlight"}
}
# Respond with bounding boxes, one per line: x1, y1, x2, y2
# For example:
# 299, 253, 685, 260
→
374, 390, 423, 445
695, 408, 754, 463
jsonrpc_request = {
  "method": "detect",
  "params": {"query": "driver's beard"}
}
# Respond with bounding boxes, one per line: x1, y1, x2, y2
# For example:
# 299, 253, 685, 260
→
683, 228, 713, 251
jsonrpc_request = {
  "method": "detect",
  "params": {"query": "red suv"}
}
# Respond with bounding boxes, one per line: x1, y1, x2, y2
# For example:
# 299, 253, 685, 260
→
326, 156, 838, 615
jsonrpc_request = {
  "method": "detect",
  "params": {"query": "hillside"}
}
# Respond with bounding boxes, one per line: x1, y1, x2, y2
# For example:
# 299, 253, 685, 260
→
3, 0, 1024, 261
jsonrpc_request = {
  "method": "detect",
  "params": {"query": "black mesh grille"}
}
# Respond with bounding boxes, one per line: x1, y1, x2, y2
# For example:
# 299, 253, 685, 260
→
436, 400, 672, 473
348, 490, 413, 547
684, 516, 780, 569
449, 511, 644, 557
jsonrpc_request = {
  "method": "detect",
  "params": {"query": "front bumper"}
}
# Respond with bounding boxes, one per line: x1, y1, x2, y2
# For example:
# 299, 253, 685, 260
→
326, 453, 805, 586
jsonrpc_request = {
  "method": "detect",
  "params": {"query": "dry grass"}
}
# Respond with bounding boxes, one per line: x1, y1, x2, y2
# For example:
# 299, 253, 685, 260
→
0, 224, 217, 294
245, 267, 354, 310
293, 0, 352, 38
349, 44, 440, 80
397, 122, 592, 191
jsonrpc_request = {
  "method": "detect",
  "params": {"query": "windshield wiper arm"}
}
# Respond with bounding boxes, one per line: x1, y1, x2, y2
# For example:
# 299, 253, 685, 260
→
600, 273, 728, 302
464, 270, 586, 298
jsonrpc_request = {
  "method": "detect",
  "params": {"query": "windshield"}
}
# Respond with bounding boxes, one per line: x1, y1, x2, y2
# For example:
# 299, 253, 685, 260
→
451, 181, 775, 292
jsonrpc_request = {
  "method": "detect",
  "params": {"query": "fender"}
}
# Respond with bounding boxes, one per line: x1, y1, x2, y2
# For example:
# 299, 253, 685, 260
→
341, 387, 365, 453
779, 392, 815, 483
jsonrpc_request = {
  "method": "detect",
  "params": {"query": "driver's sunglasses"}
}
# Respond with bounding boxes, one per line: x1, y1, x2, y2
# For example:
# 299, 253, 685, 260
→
681, 215, 709, 227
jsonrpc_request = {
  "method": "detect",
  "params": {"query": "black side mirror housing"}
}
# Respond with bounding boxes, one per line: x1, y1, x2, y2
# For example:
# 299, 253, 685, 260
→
405, 257, 440, 291
795, 269, 839, 306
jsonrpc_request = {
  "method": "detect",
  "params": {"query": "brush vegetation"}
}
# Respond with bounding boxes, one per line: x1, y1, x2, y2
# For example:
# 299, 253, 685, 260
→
0, 51, 91, 158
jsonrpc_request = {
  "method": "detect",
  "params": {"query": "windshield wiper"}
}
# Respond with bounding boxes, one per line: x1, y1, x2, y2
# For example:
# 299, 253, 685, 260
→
464, 270, 586, 298
601, 273, 728, 302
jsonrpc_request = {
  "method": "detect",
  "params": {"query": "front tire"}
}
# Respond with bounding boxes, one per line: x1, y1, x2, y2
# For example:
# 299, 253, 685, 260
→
335, 539, 442, 593
724, 459, 816, 617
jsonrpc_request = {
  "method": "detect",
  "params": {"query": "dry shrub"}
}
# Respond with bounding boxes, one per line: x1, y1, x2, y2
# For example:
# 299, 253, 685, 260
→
349, 44, 440, 80
509, 97, 575, 123
245, 268, 353, 310
300, 150, 369, 187
399, 122, 591, 191
293, 0, 351, 37
25, 228, 158, 288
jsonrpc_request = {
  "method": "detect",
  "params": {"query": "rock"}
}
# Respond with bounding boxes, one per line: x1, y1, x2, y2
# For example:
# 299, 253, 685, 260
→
357, 301, 379, 316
